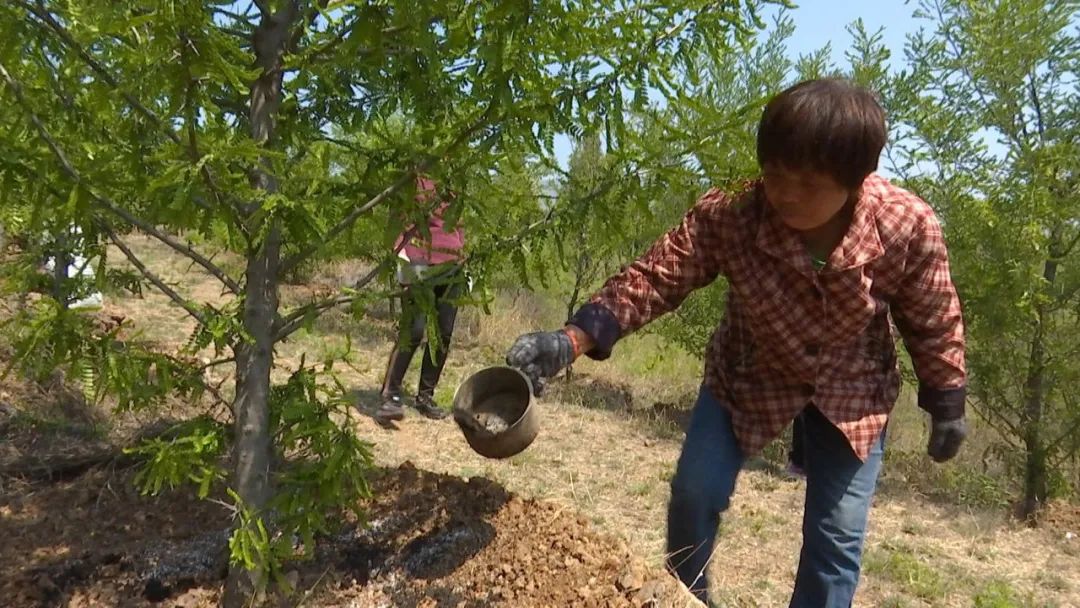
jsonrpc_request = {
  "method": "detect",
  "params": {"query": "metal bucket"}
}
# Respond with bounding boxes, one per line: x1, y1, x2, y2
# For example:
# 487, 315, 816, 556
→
452, 366, 538, 459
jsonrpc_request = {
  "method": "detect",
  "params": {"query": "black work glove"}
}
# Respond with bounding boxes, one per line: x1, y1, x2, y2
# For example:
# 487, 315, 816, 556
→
927, 416, 966, 463
505, 330, 577, 395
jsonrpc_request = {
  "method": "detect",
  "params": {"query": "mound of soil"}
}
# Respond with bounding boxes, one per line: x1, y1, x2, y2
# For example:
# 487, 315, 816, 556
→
330, 463, 684, 607
1, 461, 687, 607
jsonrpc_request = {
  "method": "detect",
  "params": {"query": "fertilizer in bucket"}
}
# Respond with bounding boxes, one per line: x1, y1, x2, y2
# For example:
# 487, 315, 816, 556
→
452, 366, 539, 459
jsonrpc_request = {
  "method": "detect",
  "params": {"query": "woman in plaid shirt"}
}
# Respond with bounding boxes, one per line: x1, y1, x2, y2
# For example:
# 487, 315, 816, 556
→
506, 78, 968, 607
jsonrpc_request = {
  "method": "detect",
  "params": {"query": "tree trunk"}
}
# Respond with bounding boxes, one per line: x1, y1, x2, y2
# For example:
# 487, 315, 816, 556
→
51, 227, 71, 308
224, 229, 282, 604
222, 4, 297, 606
563, 224, 592, 382
1019, 257, 1058, 520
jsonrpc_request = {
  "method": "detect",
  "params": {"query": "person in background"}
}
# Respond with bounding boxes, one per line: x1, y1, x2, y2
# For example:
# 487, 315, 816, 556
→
505, 78, 967, 607
375, 175, 466, 424
44, 224, 103, 310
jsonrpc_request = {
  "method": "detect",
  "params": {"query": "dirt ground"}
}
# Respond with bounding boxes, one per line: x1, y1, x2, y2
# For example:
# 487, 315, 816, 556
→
5, 362, 1078, 608
0, 457, 691, 608
3, 237, 1079, 607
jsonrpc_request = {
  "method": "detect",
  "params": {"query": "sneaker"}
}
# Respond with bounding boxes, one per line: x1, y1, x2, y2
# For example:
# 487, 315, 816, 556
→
375, 395, 405, 423
413, 395, 448, 420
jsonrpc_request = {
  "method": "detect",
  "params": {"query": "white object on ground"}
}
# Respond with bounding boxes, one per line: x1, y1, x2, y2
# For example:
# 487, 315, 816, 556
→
44, 225, 103, 309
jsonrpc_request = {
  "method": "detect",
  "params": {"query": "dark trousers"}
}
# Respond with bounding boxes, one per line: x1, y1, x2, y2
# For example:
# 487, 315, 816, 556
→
790, 409, 806, 469
381, 275, 462, 400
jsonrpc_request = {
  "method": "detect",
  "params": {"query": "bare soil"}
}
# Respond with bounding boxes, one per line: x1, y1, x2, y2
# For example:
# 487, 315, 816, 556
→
0, 460, 688, 608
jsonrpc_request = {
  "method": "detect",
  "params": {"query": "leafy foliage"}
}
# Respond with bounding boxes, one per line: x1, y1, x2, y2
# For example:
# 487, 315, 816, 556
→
0, 0, 778, 601
886, 0, 1080, 511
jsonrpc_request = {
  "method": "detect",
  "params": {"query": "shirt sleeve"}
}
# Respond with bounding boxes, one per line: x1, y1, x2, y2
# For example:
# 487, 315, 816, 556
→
569, 188, 730, 360
891, 209, 968, 420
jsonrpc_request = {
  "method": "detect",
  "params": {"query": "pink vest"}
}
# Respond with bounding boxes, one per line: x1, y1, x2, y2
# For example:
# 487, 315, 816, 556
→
395, 176, 465, 265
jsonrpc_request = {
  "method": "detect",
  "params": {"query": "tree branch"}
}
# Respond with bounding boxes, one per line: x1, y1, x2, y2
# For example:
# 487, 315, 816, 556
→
301, 14, 360, 62
932, 1, 1022, 148
279, 164, 430, 274
275, 294, 359, 341
23, 0, 248, 222
274, 240, 407, 341
273, 0, 701, 276
280, 102, 501, 274
969, 391, 1023, 447
287, 129, 554, 338
1, 61, 79, 175
22, 0, 180, 146
0, 60, 242, 294
1051, 228, 1080, 261
210, 94, 248, 115
220, 26, 255, 41
301, 19, 413, 64
479, 170, 612, 255
274, 121, 522, 341
198, 356, 236, 374
976, 407, 1023, 450
1028, 72, 1046, 140
100, 201, 242, 293
315, 134, 383, 155
1045, 413, 1080, 455
99, 223, 207, 326
213, 6, 258, 22
177, 31, 249, 235
277, 147, 579, 342
36, 46, 75, 110
283, 171, 563, 346
201, 373, 235, 418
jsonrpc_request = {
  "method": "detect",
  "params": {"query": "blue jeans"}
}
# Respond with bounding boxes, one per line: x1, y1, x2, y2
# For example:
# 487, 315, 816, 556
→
666, 386, 885, 607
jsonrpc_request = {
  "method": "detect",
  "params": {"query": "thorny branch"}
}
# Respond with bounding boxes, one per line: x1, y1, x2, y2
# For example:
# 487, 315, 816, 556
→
22, 0, 249, 225
99, 224, 207, 326
0, 61, 242, 295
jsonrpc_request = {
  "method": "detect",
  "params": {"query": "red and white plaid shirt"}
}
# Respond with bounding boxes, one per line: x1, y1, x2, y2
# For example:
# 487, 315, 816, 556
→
570, 174, 966, 460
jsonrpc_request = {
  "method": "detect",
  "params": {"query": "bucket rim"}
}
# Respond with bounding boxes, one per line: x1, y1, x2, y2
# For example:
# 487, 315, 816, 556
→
452, 365, 535, 432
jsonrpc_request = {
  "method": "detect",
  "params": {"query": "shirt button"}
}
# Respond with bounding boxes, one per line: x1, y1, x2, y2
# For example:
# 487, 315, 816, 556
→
805, 344, 820, 356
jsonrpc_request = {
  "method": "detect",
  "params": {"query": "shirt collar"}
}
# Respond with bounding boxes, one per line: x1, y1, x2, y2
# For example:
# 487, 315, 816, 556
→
754, 175, 885, 274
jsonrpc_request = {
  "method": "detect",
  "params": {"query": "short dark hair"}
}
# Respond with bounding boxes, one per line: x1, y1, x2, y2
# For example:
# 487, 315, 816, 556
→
756, 78, 886, 189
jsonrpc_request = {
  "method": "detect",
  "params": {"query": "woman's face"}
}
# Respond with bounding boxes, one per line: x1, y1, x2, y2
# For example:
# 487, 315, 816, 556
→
761, 163, 853, 231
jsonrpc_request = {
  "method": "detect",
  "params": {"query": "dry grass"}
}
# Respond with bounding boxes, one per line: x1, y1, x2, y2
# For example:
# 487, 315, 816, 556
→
60, 238, 1080, 607
101, 234, 236, 352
